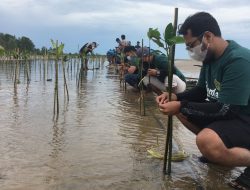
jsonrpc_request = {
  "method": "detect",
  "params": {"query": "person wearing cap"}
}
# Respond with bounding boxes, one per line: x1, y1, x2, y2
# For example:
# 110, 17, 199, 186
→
137, 47, 186, 94
106, 49, 116, 65
156, 12, 250, 189
135, 41, 141, 50
123, 46, 141, 89
79, 42, 98, 70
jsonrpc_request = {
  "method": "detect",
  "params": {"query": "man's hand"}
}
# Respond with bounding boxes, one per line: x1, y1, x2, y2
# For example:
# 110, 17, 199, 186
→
147, 69, 157, 76
156, 92, 177, 104
158, 101, 181, 115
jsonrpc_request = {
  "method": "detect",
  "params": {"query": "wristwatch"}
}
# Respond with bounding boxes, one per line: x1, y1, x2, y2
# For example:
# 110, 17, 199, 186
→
156, 70, 160, 76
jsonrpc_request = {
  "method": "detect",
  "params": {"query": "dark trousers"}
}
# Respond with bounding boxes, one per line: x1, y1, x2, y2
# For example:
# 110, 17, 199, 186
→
125, 74, 139, 88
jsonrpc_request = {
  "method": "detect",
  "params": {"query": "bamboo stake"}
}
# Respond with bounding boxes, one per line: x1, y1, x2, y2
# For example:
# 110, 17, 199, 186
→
62, 58, 69, 102
139, 39, 145, 116
163, 7, 178, 175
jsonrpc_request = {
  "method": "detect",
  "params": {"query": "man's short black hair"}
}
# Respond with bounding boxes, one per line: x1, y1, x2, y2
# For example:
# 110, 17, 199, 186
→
121, 34, 126, 40
178, 12, 221, 37
116, 38, 120, 42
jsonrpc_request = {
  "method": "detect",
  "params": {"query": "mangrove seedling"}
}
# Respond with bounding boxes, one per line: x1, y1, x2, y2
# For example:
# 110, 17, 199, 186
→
50, 39, 69, 120
147, 8, 184, 175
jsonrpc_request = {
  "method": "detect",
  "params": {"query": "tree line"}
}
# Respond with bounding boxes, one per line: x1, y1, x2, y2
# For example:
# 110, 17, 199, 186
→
0, 32, 49, 55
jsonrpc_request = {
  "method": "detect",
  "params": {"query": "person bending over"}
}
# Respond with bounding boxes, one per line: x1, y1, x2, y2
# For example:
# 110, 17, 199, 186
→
79, 42, 98, 70
136, 47, 186, 94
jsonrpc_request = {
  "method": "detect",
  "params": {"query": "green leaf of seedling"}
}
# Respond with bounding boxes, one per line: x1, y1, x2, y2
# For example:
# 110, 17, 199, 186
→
164, 23, 175, 42
134, 57, 140, 67
51, 39, 65, 58
58, 43, 64, 55
169, 36, 185, 44
151, 38, 165, 49
147, 28, 161, 40
167, 36, 185, 47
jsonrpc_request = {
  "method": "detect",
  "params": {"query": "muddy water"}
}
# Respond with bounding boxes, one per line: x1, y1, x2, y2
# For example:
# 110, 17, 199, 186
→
0, 60, 241, 190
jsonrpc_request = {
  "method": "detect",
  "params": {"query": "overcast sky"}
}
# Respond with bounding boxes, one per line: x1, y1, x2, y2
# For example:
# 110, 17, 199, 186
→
1, 0, 250, 58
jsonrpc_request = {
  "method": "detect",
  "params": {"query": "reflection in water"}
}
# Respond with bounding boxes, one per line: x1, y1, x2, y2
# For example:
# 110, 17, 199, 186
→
45, 121, 66, 186
0, 60, 241, 190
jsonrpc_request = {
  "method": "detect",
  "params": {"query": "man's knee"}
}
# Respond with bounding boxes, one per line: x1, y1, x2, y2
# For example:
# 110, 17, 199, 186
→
196, 128, 226, 160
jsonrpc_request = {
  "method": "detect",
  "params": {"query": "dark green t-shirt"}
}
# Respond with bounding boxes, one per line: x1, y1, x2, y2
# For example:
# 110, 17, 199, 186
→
197, 40, 250, 114
151, 55, 186, 82
129, 54, 186, 82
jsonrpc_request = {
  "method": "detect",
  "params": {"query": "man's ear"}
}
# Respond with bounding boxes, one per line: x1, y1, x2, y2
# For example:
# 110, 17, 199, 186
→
203, 31, 214, 43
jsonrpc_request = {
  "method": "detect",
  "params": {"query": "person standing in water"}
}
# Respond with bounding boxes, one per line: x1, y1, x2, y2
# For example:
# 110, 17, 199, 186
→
79, 42, 98, 70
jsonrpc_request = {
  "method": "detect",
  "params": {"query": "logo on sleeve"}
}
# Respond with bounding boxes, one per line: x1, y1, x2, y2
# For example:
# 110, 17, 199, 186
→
206, 81, 219, 100
214, 79, 221, 91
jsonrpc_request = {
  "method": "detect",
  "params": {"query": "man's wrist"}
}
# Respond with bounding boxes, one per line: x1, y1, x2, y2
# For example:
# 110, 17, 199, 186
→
156, 70, 160, 76
180, 100, 188, 109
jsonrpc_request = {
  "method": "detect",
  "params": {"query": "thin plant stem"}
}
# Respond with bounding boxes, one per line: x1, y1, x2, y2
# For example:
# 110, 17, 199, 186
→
163, 7, 178, 175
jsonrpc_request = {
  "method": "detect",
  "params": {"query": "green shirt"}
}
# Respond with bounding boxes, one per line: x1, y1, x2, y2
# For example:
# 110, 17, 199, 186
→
197, 40, 250, 114
129, 54, 186, 82
152, 55, 186, 82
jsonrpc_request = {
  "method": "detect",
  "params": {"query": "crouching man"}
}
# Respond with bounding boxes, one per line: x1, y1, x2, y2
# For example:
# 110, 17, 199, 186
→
156, 12, 250, 190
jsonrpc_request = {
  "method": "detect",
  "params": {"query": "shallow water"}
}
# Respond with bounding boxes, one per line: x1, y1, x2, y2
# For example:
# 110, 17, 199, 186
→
0, 59, 242, 190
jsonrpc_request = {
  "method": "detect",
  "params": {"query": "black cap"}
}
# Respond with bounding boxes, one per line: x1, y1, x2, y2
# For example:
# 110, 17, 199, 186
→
123, 46, 136, 53
136, 47, 149, 57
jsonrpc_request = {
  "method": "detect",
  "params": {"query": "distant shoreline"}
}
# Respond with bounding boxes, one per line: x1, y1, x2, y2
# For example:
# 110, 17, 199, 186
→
174, 59, 202, 78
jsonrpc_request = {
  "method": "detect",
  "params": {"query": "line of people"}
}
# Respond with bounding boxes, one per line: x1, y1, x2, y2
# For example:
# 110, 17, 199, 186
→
123, 46, 186, 94
107, 34, 187, 94
157, 12, 250, 190
107, 34, 141, 66
107, 12, 250, 190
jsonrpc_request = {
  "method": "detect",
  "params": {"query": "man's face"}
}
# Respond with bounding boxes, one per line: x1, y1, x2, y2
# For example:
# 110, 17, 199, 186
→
125, 51, 132, 57
183, 29, 215, 63
183, 29, 202, 51
126, 51, 137, 57
142, 55, 151, 62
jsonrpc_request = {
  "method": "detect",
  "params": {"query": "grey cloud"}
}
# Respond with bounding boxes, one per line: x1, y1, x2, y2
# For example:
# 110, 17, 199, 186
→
123, 0, 250, 10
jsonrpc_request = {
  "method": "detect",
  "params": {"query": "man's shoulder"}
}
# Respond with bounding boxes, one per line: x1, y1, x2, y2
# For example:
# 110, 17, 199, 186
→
227, 41, 250, 59
218, 41, 250, 68
154, 54, 168, 63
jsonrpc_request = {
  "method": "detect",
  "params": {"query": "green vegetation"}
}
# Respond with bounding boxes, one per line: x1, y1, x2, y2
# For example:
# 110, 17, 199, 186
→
147, 25, 184, 56
0, 45, 4, 56
0, 32, 80, 57
50, 39, 69, 120
0, 33, 35, 53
